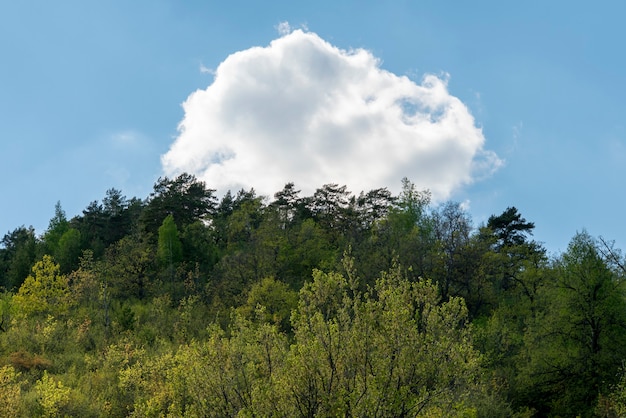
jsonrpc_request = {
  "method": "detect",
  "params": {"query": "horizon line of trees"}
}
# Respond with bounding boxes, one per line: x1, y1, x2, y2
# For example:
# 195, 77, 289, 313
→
1, 173, 626, 416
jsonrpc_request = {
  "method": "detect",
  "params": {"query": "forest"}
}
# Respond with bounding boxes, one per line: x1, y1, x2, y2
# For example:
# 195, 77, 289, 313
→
1, 173, 626, 417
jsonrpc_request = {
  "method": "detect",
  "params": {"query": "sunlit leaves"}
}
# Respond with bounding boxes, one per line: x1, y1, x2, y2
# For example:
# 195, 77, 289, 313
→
157, 214, 183, 268
34, 371, 71, 417
12, 255, 70, 317
0, 365, 21, 417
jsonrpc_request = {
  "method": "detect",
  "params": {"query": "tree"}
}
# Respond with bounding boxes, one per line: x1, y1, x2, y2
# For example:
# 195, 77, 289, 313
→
13, 255, 71, 317
394, 177, 432, 231
446, 232, 497, 318
0, 365, 21, 417
283, 265, 501, 416
157, 214, 183, 296
271, 182, 302, 228
34, 371, 71, 417
119, 317, 289, 417
0, 226, 39, 290
102, 188, 137, 244
282, 218, 336, 289
75, 189, 143, 258
480, 207, 544, 296
142, 174, 217, 236
42, 201, 69, 258
104, 235, 155, 300
355, 187, 395, 229
361, 179, 433, 281
180, 220, 219, 274
309, 183, 352, 234
56, 228, 82, 274
236, 277, 298, 333
600, 367, 626, 416
102, 187, 127, 217
430, 201, 473, 301
210, 195, 279, 304
0, 291, 14, 332
486, 206, 534, 249
157, 215, 183, 268
76, 200, 107, 257
517, 231, 626, 416
473, 253, 554, 411
224, 191, 264, 249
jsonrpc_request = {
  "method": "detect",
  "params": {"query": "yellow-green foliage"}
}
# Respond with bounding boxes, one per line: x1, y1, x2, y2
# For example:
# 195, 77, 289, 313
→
117, 268, 497, 417
13, 255, 70, 317
0, 365, 21, 417
34, 371, 70, 417
236, 276, 298, 331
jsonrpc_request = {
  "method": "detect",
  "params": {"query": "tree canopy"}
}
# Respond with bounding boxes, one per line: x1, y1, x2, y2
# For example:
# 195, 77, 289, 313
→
0, 174, 624, 416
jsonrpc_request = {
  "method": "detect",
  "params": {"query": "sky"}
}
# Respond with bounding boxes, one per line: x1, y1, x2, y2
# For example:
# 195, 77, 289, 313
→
2, 1, 626, 256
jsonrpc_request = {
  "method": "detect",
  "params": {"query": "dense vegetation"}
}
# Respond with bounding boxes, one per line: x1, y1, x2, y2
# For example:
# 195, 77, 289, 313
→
1, 173, 626, 417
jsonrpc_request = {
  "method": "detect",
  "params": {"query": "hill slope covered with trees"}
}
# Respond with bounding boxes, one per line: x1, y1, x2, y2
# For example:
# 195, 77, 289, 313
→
1, 174, 626, 417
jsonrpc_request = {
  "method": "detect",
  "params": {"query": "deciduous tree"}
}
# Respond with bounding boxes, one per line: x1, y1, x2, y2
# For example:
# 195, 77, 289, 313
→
13, 255, 70, 317
518, 231, 626, 416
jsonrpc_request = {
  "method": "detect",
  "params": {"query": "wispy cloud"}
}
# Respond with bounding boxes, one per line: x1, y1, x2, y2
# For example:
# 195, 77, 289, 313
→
161, 28, 502, 199
508, 121, 523, 153
111, 130, 141, 146
199, 63, 215, 75
276, 21, 292, 36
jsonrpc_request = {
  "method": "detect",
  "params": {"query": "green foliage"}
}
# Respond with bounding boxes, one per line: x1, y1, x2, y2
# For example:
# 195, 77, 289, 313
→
115, 303, 135, 332
0, 290, 15, 332
42, 201, 69, 259
4, 174, 626, 416
34, 371, 71, 417
80, 340, 147, 415
285, 218, 337, 287
180, 221, 218, 273
13, 256, 70, 318
272, 182, 303, 228
395, 176, 432, 230
284, 266, 499, 417
429, 201, 473, 300
117, 319, 288, 417
0, 226, 40, 290
110, 265, 504, 417
599, 368, 626, 416
236, 276, 298, 332
74, 189, 142, 260
104, 235, 155, 300
56, 228, 81, 274
142, 174, 217, 236
521, 232, 626, 415
309, 183, 353, 237
487, 206, 535, 248
157, 214, 183, 268
477, 231, 626, 417
0, 365, 21, 417
356, 179, 435, 282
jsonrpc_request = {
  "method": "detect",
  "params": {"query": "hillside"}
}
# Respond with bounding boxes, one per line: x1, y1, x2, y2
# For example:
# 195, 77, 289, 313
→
1, 173, 625, 417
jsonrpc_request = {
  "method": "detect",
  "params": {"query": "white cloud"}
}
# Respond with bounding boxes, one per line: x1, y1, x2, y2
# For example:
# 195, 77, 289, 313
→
161, 29, 502, 200
459, 199, 472, 212
199, 64, 215, 75
276, 21, 292, 36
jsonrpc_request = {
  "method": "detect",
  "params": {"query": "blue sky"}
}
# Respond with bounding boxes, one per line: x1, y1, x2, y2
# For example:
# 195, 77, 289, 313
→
2, 1, 625, 256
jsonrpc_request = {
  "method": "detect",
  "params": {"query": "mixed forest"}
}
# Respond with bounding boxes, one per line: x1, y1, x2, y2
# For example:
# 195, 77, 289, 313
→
2, 173, 626, 417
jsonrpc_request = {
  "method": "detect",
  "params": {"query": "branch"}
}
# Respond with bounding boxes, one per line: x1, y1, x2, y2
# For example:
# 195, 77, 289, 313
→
598, 236, 626, 275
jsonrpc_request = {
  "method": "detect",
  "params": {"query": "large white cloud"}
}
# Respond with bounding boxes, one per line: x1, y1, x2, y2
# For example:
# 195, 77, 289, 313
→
162, 28, 502, 200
